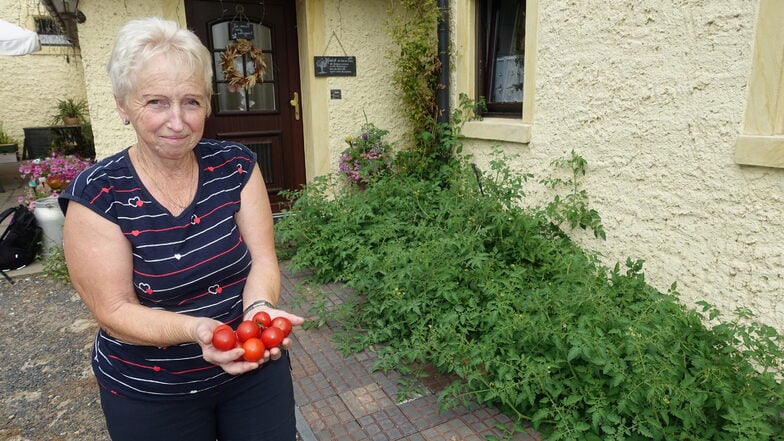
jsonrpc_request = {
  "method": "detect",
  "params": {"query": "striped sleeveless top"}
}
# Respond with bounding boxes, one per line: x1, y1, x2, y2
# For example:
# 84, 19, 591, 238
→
59, 139, 256, 400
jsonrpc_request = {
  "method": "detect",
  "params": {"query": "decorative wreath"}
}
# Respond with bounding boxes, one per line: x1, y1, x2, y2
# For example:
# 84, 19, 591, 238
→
220, 38, 267, 91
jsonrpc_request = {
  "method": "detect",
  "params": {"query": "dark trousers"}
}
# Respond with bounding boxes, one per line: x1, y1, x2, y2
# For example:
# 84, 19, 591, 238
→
99, 352, 295, 441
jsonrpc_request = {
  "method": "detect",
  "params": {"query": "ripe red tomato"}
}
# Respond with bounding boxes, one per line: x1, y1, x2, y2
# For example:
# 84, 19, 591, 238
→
252, 310, 272, 328
236, 320, 260, 342
211, 328, 237, 351
261, 326, 284, 348
242, 337, 265, 362
214, 324, 232, 334
271, 317, 292, 337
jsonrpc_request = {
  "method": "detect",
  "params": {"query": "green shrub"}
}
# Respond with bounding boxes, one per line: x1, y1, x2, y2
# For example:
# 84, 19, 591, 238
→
276, 152, 784, 440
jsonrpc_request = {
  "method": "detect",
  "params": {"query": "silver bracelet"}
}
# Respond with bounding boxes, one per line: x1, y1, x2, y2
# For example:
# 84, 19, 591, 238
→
243, 299, 276, 317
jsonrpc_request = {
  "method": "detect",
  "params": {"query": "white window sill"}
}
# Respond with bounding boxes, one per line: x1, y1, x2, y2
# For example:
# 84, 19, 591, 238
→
735, 135, 784, 169
462, 118, 531, 144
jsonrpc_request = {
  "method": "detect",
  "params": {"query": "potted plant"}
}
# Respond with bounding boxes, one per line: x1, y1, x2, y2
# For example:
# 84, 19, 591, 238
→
0, 123, 20, 162
49, 98, 89, 126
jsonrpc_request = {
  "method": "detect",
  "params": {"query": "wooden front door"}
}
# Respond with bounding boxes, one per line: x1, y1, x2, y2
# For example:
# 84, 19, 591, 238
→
185, 0, 305, 214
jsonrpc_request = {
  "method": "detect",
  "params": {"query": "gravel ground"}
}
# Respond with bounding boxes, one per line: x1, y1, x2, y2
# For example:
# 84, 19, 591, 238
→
0, 274, 109, 441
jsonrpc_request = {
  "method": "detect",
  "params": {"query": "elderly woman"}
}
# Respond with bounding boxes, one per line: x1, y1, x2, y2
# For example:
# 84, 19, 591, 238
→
58, 17, 302, 441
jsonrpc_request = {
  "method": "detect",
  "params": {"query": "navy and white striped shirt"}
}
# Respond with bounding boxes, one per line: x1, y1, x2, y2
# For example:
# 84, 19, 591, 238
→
60, 139, 256, 400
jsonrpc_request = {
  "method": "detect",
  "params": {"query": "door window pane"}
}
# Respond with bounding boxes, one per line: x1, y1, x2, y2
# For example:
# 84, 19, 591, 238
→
211, 21, 276, 113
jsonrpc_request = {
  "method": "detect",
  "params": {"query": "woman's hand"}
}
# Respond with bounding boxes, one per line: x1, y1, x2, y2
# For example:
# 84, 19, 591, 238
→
255, 308, 304, 361
195, 311, 304, 374
196, 319, 265, 375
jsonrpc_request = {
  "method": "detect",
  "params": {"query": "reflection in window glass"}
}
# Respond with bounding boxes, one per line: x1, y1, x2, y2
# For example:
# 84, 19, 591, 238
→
248, 84, 277, 111
211, 21, 276, 113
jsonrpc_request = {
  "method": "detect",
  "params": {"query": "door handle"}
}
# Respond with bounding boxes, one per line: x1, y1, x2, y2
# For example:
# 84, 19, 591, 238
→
289, 92, 300, 121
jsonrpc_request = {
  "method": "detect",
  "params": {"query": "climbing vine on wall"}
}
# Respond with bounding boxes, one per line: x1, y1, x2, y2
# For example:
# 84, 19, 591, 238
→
387, 0, 442, 161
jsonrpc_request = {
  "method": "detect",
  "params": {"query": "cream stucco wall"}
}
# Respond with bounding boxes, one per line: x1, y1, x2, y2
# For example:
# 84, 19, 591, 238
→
75, 0, 184, 158
457, 1, 782, 331
0, 0, 87, 156
298, 0, 409, 180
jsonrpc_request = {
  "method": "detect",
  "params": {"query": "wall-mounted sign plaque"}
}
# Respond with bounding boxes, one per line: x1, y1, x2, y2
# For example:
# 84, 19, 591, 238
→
314, 56, 357, 77
229, 22, 254, 40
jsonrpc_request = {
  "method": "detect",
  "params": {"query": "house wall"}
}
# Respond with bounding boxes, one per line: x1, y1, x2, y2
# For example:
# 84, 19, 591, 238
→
0, 0, 87, 156
458, 1, 783, 330
304, 0, 414, 177
75, 0, 184, 157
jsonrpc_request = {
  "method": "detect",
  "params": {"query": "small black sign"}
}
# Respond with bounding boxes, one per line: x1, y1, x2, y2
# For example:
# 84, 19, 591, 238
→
330, 89, 342, 99
229, 22, 254, 41
314, 56, 357, 77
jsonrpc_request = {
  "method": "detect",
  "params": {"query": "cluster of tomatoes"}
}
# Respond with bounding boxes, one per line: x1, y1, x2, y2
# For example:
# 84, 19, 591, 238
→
211, 311, 293, 362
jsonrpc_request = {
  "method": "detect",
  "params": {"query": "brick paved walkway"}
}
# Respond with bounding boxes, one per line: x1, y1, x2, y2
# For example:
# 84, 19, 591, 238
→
279, 267, 544, 441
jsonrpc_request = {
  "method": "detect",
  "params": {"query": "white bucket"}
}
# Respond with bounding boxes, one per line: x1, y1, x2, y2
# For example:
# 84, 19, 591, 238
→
32, 196, 64, 257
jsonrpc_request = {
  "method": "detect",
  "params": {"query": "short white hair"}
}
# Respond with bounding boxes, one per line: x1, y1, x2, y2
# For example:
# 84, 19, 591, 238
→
107, 17, 213, 115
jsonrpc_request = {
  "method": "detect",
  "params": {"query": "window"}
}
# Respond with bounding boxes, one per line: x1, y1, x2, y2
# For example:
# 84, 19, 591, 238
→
477, 0, 526, 117
734, 0, 784, 169
34, 17, 71, 46
455, 0, 535, 143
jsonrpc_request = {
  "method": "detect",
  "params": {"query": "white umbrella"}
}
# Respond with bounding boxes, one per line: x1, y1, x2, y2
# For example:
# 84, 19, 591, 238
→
0, 19, 40, 56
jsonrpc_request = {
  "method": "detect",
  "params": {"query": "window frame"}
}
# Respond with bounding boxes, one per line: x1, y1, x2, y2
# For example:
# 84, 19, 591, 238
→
476, 0, 526, 117
454, 0, 537, 144
734, 0, 784, 169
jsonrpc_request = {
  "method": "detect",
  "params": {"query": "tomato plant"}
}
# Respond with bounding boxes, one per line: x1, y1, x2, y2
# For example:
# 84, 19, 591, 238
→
242, 337, 265, 362
211, 327, 237, 351
261, 326, 284, 348
236, 320, 260, 342
252, 310, 272, 328
271, 317, 292, 337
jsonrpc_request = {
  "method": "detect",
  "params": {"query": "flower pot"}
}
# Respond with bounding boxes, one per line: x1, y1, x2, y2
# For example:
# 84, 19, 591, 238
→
0, 142, 17, 163
32, 196, 64, 257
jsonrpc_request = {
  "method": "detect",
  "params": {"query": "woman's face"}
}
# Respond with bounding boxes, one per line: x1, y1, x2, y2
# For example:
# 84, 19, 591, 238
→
117, 53, 208, 159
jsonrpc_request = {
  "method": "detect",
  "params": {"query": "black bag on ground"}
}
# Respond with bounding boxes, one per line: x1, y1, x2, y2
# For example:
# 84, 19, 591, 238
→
0, 205, 43, 283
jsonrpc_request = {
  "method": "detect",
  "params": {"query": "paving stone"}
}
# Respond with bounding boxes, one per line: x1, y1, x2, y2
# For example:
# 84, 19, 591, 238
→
311, 420, 367, 441
321, 361, 376, 394
370, 368, 418, 404
299, 395, 355, 433
357, 405, 418, 441
290, 339, 320, 378
293, 372, 337, 405
398, 434, 426, 441
418, 418, 483, 440
340, 383, 396, 419
399, 393, 470, 431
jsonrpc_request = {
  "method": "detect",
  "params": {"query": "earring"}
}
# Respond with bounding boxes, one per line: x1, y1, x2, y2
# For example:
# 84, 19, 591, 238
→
123, 119, 130, 125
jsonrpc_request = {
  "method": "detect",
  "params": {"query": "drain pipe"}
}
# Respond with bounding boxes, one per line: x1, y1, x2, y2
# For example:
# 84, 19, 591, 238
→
436, 0, 450, 124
